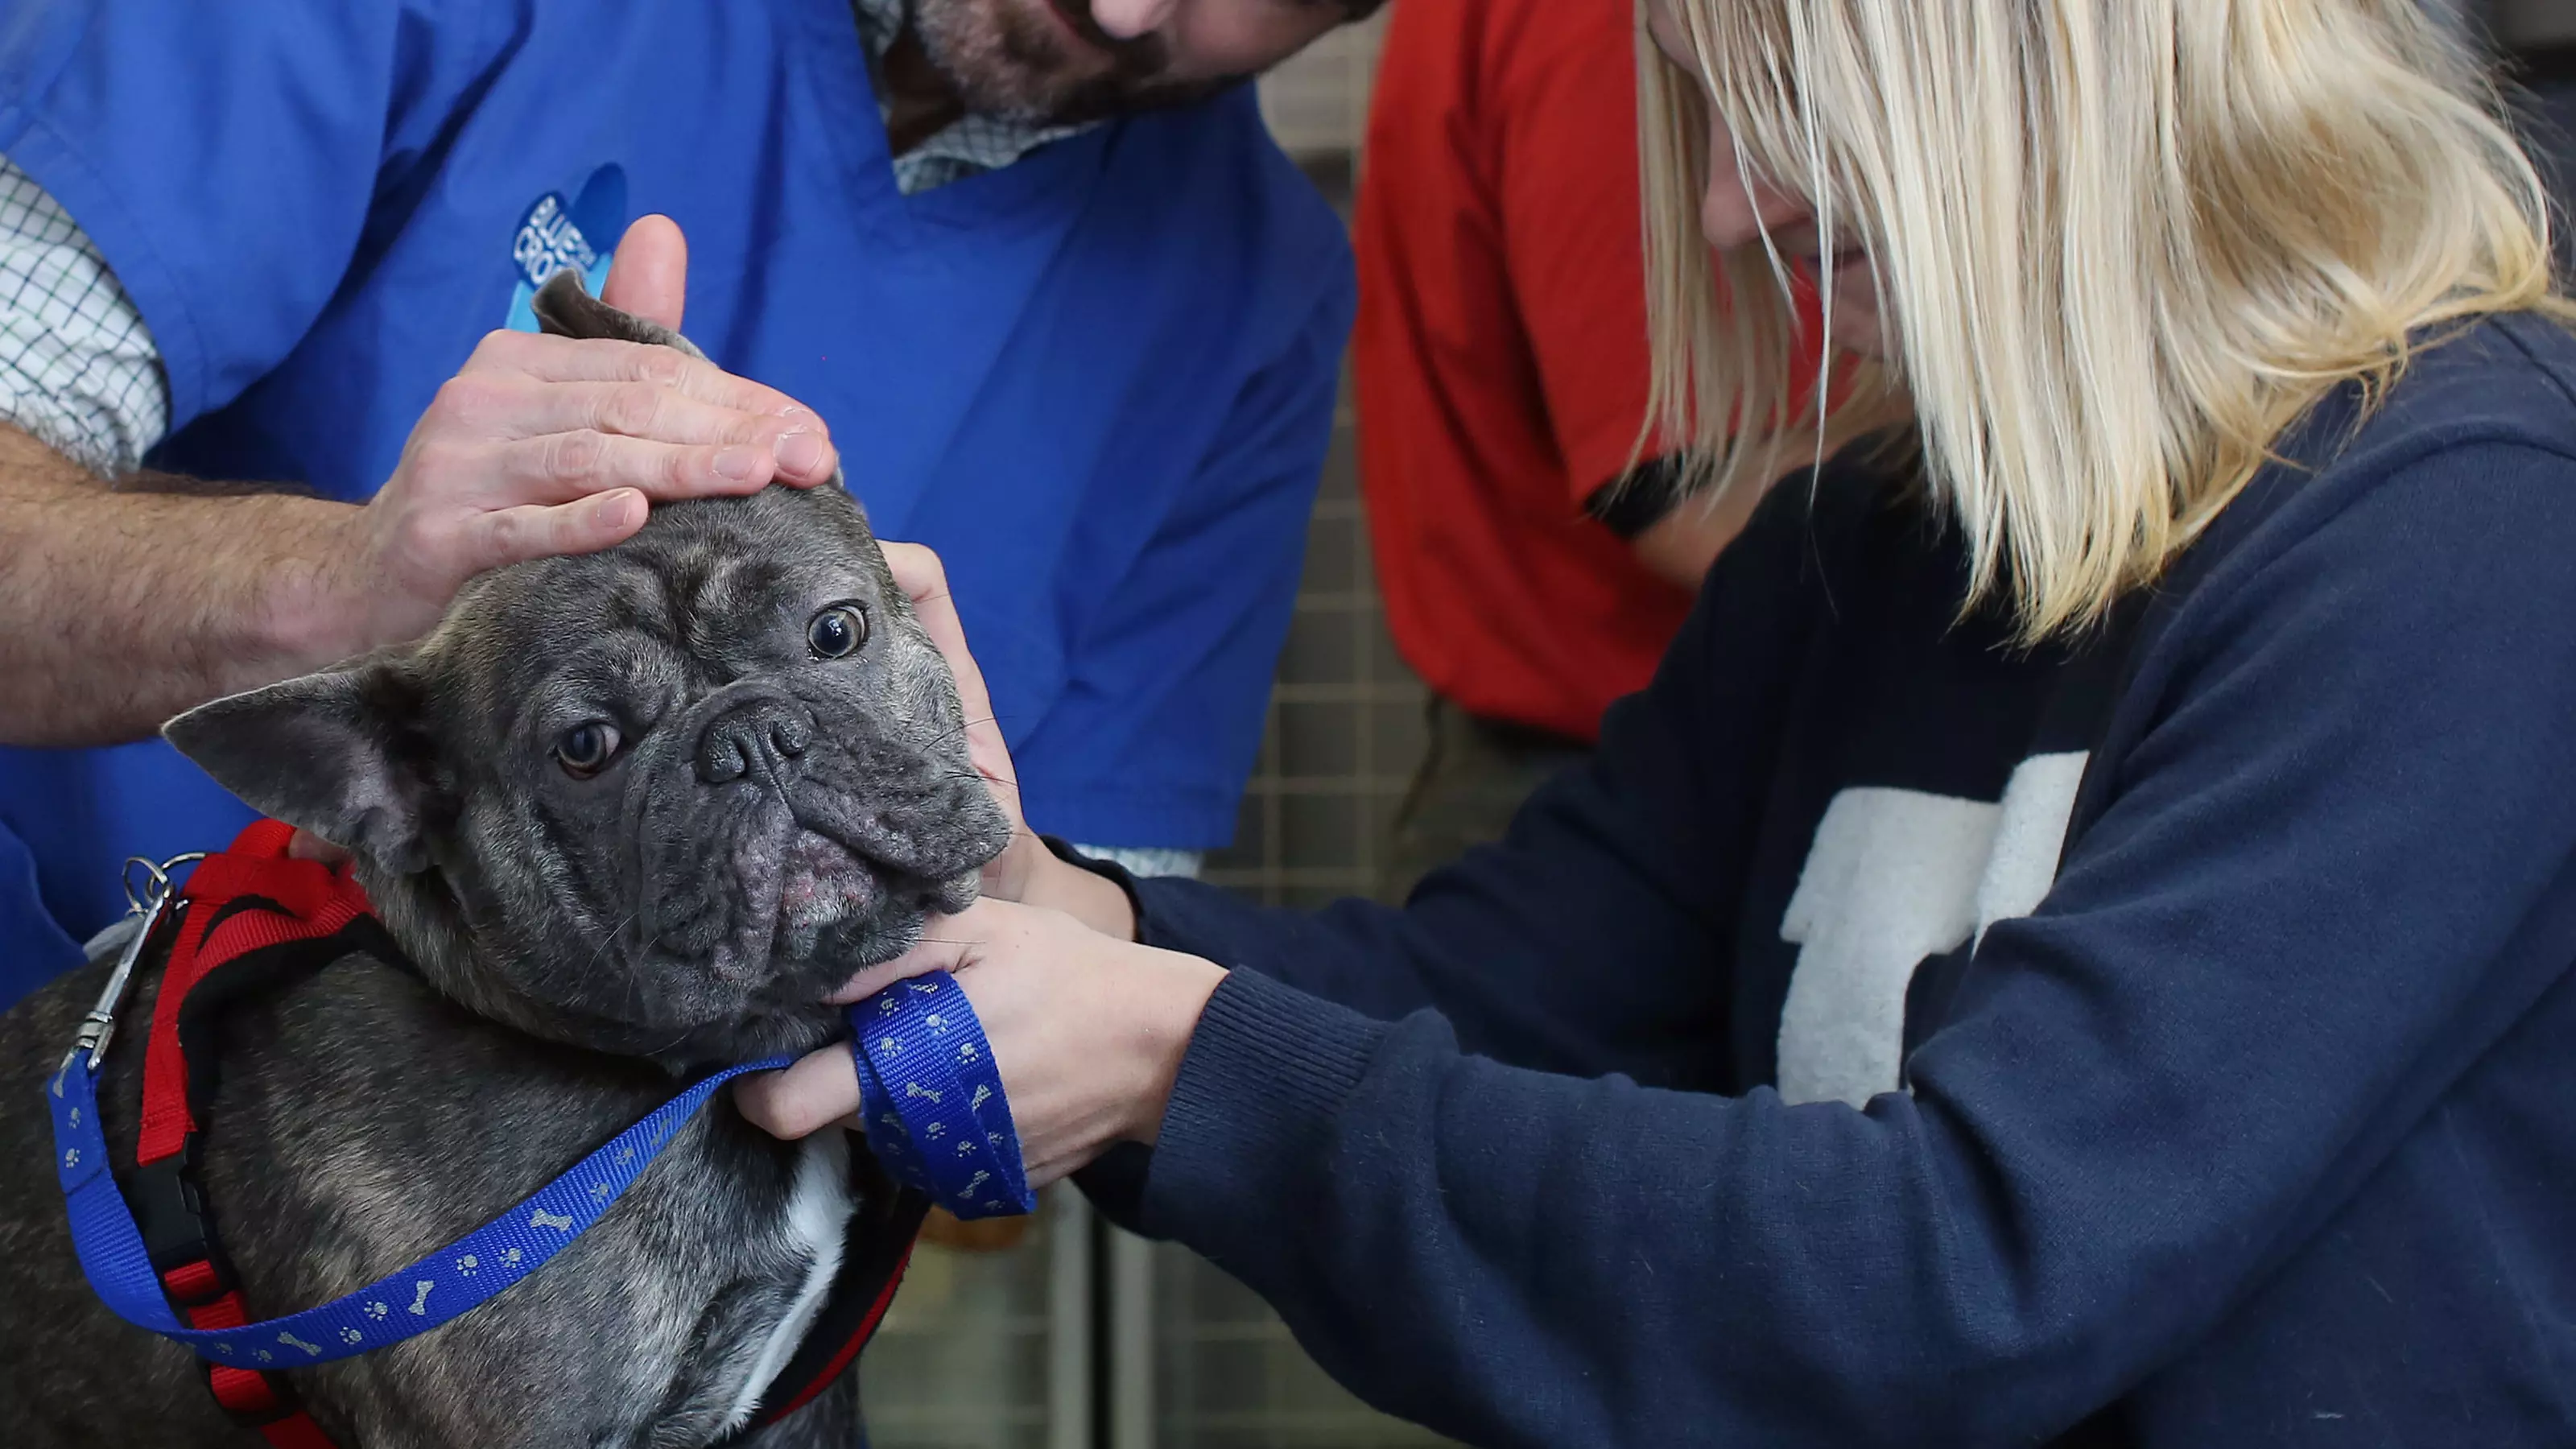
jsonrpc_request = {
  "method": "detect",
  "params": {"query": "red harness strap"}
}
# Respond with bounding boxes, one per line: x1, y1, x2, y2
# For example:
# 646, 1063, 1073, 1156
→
130, 820, 375, 1448
118, 820, 920, 1444
140, 819, 370, 1165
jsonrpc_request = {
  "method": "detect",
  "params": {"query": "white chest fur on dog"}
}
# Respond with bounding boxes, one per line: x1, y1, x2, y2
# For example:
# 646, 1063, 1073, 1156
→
716, 1132, 857, 1432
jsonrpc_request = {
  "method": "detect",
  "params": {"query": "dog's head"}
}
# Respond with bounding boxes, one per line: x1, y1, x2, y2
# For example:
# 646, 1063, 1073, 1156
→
163, 277, 1013, 1066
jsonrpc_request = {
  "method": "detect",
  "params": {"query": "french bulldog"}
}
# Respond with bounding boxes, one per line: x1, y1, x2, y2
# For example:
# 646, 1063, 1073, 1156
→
0, 274, 1013, 1447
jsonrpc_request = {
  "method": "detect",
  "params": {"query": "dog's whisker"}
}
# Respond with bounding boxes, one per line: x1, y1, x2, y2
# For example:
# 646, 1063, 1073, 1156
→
577, 910, 639, 991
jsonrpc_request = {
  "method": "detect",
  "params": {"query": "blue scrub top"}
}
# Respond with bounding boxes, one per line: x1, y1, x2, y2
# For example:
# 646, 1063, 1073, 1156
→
0, 0, 1352, 1003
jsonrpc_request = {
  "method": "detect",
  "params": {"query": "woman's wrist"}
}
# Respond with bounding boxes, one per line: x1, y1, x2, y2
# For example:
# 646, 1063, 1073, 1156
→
1007, 836, 1141, 939
1119, 946, 1226, 1147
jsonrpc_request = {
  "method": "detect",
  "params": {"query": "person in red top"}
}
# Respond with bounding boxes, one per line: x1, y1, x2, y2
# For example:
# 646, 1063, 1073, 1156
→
1356, 0, 1770, 897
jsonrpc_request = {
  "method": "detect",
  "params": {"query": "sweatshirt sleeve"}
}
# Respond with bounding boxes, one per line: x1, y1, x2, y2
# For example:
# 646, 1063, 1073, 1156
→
1122, 477, 1834, 1090
1125, 442, 2576, 1447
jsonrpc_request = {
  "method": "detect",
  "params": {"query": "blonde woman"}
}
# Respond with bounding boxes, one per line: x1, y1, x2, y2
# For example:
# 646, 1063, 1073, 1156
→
741, 0, 2576, 1440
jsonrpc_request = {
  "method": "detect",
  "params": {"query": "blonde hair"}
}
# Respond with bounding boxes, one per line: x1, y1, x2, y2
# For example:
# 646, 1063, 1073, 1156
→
1640, 0, 2572, 640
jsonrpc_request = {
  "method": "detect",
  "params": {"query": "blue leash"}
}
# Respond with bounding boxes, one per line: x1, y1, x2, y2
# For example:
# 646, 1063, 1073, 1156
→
848, 973, 1036, 1221
52, 879, 1032, 1368
53, 1041, 796, 1366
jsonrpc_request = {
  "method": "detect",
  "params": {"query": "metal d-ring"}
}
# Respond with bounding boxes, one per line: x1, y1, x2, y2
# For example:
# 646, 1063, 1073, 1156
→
122, 852, 205, 918
67, 852, 208, 1074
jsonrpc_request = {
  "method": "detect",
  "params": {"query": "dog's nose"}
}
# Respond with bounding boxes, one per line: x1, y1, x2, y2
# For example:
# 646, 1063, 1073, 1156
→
696, 700, 811, 785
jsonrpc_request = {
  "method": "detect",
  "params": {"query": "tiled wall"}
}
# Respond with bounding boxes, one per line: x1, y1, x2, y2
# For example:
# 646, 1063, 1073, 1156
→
860, 1211, 1060, 1446
1254, 14, 1387, 157
1150, 1257, 1449, 1449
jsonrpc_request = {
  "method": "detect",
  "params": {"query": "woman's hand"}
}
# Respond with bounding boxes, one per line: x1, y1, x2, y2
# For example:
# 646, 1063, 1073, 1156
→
873, 543, 1137, 937
733, 898, 1225, 1183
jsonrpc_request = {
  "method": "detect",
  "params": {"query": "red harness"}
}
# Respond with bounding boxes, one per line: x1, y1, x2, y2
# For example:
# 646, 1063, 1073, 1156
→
117, 820, 921, 1446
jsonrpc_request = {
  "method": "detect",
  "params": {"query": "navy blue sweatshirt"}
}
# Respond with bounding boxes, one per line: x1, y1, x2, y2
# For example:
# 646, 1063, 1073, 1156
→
1076, 316, 2576, 1447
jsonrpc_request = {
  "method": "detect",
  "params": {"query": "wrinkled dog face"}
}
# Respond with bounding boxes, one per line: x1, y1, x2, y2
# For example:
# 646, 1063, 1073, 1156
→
169, 486, 1009, 1065
163, 280, 1011, 1065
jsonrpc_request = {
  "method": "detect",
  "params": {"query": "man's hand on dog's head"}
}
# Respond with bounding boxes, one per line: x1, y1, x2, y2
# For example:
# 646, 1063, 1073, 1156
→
303, 217, 840, 668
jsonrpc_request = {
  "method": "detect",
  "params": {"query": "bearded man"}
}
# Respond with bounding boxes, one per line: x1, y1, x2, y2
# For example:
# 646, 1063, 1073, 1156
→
0, 0, 1373, 997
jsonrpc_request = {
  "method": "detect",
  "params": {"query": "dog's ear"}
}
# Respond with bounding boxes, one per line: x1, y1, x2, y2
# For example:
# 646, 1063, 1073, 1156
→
529, 268, 711, 362
533, 268, 865, 506
163, 661, 439, 874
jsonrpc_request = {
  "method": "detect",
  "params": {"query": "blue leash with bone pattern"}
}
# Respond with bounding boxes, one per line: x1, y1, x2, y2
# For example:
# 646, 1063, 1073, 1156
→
51, 865, 1032, 1369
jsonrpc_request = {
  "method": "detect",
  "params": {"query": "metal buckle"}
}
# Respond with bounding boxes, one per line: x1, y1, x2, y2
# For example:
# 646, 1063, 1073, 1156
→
59, 852, 204, 1078
121, 853, 204, 917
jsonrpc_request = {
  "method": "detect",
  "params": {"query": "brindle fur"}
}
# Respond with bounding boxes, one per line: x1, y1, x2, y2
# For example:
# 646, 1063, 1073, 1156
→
0, 274, 1013, 1447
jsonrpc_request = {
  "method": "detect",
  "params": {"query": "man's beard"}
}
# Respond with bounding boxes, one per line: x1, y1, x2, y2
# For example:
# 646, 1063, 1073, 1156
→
910, 0, 1238, 127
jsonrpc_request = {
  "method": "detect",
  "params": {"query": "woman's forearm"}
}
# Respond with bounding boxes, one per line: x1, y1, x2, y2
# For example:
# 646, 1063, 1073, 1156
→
1016, 845, 1140, 939
1126, 969, 2218, 1447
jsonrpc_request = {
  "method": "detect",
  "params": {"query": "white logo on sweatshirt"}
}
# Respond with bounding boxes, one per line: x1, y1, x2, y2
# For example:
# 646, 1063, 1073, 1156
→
1775, 753, 2087, 1108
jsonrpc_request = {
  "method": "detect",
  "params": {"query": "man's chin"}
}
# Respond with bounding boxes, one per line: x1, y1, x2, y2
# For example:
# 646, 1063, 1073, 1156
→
1022, 72, 1236, 129
914, 0, 1230, 128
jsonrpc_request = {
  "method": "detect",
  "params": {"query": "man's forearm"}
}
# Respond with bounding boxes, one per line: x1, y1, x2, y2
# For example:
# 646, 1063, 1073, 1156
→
0, 424, 368, 748
0, 225, 844, 751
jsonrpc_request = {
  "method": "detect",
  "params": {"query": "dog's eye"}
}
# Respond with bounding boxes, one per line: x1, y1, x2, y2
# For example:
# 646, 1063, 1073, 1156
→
807, 604, 868, 659
555, 721, 623, 778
